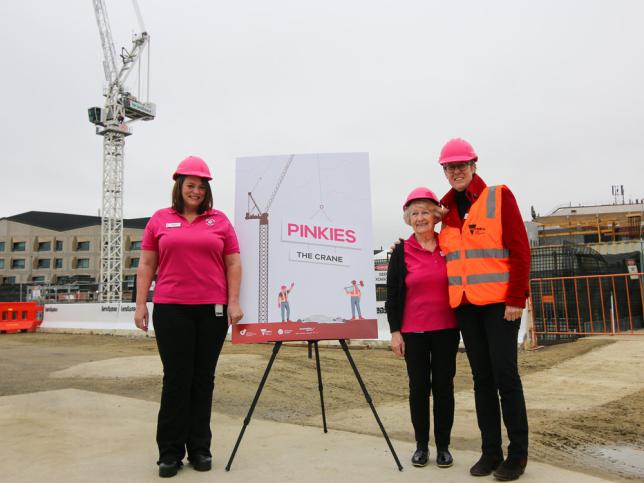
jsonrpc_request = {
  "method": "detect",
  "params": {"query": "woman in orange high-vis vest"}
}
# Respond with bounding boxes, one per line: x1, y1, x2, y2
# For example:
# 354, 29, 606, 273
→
437, 138, 530, 482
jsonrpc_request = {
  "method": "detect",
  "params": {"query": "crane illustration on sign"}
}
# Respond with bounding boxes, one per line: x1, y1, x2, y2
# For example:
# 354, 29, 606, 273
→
245, 155, 295, 322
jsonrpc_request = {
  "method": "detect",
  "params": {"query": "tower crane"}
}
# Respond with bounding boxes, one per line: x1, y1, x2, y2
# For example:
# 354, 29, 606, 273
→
88, 0, 155, 302
245, 155, 295, 322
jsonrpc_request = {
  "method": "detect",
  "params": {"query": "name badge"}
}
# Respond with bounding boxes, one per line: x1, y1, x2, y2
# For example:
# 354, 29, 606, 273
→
165, 222, 181, 228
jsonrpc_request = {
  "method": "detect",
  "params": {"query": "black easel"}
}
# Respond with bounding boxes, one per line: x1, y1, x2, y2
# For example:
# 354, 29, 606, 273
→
225, 339, 403, 472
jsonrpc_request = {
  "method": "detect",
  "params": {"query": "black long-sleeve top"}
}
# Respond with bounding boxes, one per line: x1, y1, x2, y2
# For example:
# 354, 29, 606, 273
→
385, 240, 407, 333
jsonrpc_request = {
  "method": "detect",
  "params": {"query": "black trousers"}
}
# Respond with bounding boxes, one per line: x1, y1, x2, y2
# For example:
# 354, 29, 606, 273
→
402, 328, 460, 450
152, 304, 228, 464
455, 303, 529, 458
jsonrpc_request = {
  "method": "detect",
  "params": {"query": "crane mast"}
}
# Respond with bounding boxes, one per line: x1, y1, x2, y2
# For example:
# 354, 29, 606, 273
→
89, 0, 155, 302
245, 155, 295, 322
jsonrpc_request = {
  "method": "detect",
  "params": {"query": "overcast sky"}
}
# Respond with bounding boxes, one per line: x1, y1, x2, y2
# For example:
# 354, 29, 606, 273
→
1, 0, 643, 248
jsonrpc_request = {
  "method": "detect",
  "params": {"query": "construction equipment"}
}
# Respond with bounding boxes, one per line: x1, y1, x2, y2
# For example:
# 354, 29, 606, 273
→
0, 302, 44, 334
245, 155, 295, 322
88, 0, 155, 302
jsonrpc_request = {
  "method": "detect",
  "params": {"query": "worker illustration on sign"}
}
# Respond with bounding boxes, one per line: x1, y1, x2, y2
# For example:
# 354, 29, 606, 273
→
277, 282, 295, 322
344, 280, 365, 320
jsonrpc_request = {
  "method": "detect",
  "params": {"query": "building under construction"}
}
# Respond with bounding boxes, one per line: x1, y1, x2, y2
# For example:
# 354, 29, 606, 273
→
530, 201, 644, 344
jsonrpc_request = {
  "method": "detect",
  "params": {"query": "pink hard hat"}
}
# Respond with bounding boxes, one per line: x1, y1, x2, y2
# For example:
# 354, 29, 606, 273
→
173, 156, 212, 180
438, 138, 478, 165
403, 187, 440, 210
280, 285, 287, 290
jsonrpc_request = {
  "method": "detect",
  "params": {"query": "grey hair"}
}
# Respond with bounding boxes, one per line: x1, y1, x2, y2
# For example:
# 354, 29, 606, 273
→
402, 199, 442, 226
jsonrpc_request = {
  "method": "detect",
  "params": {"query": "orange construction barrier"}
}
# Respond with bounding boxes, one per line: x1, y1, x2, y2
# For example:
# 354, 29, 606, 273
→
0, 302, 44, 334
529, 272, 644, 344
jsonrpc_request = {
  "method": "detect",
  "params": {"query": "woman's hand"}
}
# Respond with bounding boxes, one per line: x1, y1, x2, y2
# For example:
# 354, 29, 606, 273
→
390, 331, 405, 358
227, 302, 244, 326
504, 305, 524, 321
134, 304, 149, 332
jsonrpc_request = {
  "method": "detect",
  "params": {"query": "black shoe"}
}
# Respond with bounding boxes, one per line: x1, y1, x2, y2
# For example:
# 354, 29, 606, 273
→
158, 460, 181, 478
189, 453, 212, 472
411, 448, 429, 467
493, 456, 527, 481
470, 453, 503, 476
436, 448, 454, 468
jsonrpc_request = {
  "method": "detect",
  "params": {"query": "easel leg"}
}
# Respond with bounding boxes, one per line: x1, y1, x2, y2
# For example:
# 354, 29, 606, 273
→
313, 341, 328, 433
225, 341, 282, 471
339, 339, 403, 471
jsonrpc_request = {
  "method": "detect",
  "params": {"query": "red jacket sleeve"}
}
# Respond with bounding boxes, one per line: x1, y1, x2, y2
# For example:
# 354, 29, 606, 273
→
501, 187, 530, 308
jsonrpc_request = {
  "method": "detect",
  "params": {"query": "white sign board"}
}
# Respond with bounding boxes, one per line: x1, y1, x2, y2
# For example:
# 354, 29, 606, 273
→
234, 153, 376, 339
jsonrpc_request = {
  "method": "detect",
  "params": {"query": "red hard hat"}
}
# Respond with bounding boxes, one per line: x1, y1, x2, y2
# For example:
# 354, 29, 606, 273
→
173, 156, 212, 180
403, 187, 440, 210
438, 138, 478, 165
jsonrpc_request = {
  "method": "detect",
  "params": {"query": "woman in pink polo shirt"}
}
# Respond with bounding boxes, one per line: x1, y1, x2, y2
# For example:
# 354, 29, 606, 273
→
134, 156, 243, 478
385, 187, 460, 470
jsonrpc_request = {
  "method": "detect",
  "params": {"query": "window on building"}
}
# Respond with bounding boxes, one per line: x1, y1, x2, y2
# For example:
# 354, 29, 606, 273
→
76, 241, 90, 251
0, 242, 5, 251
12, 242, 26, 252
12, 311, 17, 320
21, 311, 27, 319
0, 259, 4, 269
37, 259, 51, 269
130, 240, 142, 250
3, 276, 16, 284
55, 240, 63, 251
31, 276, 45, 283
1, 312, 6, 320
55, 258, 63, 269
38, 241, 51, 251
11, 259, 25, 269
124, 275, 135, 289
130, 258, 140, 268
77, 258, 90, 269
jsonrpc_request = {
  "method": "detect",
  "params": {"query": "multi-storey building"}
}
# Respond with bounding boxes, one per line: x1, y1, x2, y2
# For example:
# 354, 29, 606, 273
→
0, 212, 148, 291
534, 201, 644, 246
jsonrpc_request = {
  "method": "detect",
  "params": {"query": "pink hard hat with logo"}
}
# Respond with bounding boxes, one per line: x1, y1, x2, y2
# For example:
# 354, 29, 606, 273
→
438, 138, 478, 165
403, 187, 440, 210
173, 156, 212, 180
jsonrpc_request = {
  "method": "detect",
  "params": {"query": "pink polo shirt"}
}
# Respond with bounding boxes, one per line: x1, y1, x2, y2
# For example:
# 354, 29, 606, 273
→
401, 234, 457, 333
141, 208, 240, 304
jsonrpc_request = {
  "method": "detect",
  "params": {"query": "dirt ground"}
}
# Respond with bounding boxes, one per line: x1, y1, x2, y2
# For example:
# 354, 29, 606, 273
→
1, 333, 643, 481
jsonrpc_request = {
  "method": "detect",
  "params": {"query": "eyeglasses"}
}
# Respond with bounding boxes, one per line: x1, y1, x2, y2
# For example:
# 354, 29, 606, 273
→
443, 162, 472, 173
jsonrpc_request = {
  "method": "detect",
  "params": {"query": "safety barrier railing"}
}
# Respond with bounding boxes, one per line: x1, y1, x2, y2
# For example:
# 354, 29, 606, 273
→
529, 273, 644, 344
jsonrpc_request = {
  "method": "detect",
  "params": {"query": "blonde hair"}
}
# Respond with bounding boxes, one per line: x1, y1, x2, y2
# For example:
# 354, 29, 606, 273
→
403, 200, 442, 226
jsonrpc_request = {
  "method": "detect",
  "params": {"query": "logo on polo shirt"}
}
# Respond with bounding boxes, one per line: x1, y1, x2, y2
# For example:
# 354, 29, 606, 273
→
206, 218, 215, 226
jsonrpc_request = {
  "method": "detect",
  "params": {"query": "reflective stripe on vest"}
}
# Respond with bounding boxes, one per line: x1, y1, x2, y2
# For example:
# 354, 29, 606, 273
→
487, 185, 497, 218
448, 276, 462, 285
445, 251, 461, 262
467, 272, 510, 284
465, 248, 509, 259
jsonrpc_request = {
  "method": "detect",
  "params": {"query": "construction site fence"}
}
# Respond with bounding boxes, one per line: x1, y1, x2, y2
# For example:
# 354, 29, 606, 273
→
0, 282, 137, 304
529, 272, 644, 345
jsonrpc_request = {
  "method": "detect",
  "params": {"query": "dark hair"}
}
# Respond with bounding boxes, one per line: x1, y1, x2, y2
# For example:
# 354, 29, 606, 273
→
171, 175, 213, 214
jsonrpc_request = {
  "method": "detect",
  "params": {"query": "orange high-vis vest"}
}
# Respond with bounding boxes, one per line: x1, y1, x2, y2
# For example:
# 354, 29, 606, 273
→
438, 185, 510, 308
350, 285, 361, 297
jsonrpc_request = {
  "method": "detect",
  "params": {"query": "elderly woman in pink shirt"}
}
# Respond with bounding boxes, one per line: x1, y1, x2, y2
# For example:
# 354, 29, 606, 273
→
134, 156, 243, 478
386, 187, 460, 470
